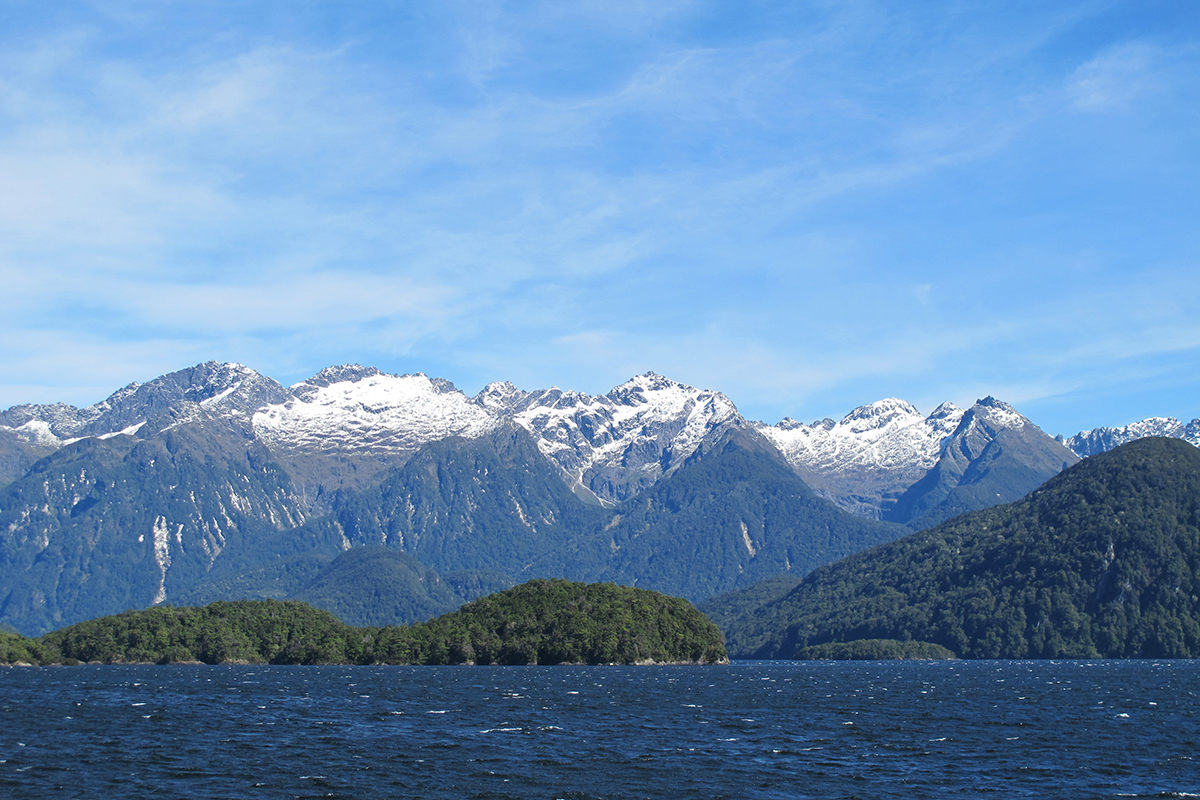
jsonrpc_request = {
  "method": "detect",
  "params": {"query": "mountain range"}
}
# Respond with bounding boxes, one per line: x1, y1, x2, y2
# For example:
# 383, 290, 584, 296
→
0, 361, 1194, 636
1059, 417, 1200, 457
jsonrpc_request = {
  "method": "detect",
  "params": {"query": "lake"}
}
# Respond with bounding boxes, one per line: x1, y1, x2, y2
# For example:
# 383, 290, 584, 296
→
2, 660, 1197, 799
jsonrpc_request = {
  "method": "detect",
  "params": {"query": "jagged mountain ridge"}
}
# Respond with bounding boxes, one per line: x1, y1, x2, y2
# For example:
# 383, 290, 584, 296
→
480, 372, 744, 504
0, 362, 289, 486
1061, 417, 1200, 458
3, 361, 1092, 518
755, 398, 965, 519
756, 395, 1080, 528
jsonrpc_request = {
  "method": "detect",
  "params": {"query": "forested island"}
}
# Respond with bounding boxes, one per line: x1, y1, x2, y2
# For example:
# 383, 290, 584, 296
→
0, 579, 728, 666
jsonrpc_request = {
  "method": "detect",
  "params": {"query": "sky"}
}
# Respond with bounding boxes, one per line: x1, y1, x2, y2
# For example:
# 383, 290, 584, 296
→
0, 1, 1197, 436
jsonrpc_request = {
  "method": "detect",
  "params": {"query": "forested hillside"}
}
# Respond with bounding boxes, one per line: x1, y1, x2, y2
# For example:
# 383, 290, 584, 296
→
724, 438, 1200, 659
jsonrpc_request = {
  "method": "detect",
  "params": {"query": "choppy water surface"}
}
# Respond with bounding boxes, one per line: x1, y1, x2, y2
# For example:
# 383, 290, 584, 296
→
1, 660, 1197, 799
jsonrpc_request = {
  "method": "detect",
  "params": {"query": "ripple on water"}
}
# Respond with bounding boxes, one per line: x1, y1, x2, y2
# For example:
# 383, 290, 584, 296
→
1, 661, 1199, 799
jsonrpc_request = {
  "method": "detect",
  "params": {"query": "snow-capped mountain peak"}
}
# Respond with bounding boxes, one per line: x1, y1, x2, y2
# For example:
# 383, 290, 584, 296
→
0, 361, 286, 446
298, 364, 385, 389
505, 373, 744, 503
755, 397, 971, 518
757, 398, 962, 473
254, 368, 499, 463
928, 401, 963, 421
608, 371, 682, 402
473, 381, 529, 412
839, 398, 926, 437
969, 396, 1026, 431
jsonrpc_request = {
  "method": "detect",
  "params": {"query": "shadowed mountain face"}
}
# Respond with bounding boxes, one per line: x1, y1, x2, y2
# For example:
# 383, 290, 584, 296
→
721, 438, 1200, 660
293, 425, 910, 604
589, 428, 910, 601
884, 397, 1080, 529
305, 425, 609, 579
0, 421, 310, 635
285, 547, 478, 628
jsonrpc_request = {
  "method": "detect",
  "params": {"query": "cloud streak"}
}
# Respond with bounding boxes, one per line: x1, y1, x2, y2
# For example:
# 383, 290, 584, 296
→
0, 2, 1196, 437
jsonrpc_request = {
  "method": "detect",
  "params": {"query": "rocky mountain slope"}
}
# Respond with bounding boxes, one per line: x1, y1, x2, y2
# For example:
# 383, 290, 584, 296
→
0, 420, 308, 635
0, 414, 908, 634
1, 361, 1128, 526
0, 362, 289, 486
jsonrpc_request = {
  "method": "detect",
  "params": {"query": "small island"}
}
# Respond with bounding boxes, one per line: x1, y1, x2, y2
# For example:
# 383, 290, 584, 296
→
1, 579, 728, 666
792, 639, 957, 660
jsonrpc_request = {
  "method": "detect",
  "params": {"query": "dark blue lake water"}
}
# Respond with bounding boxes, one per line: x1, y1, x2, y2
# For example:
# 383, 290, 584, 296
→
1, 660, 1197, 799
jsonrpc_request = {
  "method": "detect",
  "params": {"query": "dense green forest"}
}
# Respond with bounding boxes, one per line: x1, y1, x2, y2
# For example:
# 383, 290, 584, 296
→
723, 438, 1200, 660
792, 639, 956, 660
697, 574, 803, 632
0, 579, 727, 666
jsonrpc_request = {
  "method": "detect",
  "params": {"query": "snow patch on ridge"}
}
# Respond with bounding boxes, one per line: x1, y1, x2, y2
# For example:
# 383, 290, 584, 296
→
972, 396, 1026, 431
1060, 416, 1196, 457
253, 368, 499, 458
13, 420, 62, 448
757, 398, 965, 476
501, 372, 743, 503
151, 516, 173, 605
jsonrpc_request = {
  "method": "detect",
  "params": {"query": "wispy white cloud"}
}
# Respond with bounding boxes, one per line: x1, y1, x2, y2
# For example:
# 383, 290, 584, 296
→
1068, 42, 1163, 112
0, 2, 1196, 436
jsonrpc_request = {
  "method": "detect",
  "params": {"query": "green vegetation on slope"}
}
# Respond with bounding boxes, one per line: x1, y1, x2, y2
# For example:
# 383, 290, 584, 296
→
723, 438, 1200, 660
4, 579, 726, 666
368, 578, 727, 665
286, 547, 468, 627
174, 547, 516, 628
0, 426, 317, 636
39, 600, 362, 665
697, 574, 804, 633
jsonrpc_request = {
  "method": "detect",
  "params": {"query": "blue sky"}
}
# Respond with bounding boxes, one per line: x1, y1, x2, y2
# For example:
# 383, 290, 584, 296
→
0, 1, 1197, 436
